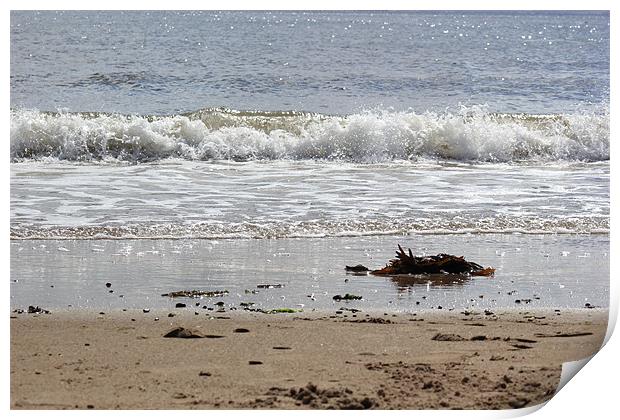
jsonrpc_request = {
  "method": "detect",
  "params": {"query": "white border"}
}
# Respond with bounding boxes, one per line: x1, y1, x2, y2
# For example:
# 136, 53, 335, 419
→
3, 2, 617, 420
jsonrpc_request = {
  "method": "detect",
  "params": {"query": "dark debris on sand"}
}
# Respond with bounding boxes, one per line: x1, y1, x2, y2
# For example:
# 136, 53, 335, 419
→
345, 265, 369, 272
17, 306, 52, 314
163, 327, 205, 339
333, 294, 362, 301
162, 290, 229, 298
431, 333, 466, 342
267, 382, 377, 409
343, 317, 393, 324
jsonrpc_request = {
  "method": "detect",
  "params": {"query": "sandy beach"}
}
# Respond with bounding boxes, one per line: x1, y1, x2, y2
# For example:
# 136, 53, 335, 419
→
10, 308, 607, 410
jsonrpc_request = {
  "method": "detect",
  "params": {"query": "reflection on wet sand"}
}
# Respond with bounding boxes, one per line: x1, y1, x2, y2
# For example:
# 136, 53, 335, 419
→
387, 274, 473, 290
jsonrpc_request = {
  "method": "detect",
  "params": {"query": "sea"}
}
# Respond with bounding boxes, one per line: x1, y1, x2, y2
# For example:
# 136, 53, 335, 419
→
10, 10, 610, 312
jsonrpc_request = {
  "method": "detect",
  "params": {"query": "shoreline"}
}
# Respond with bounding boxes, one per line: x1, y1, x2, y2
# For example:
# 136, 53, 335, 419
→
11, 234, 610, 312
11, 308, 607, 409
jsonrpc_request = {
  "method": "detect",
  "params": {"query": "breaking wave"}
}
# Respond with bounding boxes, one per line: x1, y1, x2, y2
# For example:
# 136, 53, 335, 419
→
10, 106, 609, 163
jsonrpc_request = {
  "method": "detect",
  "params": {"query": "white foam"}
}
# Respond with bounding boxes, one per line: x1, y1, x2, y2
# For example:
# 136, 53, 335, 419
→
9, 216, 610, 240
10, 106, 610, 163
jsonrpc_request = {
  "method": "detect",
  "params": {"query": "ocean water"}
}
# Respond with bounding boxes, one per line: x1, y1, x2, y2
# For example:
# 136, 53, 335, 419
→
10, 10, 609, 114
10, 11, 609, 311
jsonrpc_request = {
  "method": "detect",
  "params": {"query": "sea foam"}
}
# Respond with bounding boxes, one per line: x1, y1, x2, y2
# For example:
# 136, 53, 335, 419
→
10, 106, 609, 163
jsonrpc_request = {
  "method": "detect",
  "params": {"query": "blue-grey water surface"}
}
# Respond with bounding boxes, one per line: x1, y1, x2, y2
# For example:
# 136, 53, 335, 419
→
11, 10, 609, 115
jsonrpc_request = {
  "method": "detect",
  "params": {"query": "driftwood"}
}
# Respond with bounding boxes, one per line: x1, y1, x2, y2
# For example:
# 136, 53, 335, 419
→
370, 245, 495, 277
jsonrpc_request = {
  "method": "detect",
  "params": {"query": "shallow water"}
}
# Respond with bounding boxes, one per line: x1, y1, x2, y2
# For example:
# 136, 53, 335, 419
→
10, 160, 610, 239
10, 234, 609, 312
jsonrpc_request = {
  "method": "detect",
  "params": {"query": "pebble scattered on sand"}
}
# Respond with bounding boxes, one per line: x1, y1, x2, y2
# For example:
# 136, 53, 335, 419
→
432, 333, 465, 342
234, 328, 250, 333
163, 327, 204, 339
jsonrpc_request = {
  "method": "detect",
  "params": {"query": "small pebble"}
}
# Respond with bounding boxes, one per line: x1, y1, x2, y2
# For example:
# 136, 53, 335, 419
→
234, 328, 250, 333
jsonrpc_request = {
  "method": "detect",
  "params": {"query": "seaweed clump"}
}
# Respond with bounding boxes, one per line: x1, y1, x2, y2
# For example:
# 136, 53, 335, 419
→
371, 245, 495, 277
333, 294, 363, 301
162, 290, 229, 298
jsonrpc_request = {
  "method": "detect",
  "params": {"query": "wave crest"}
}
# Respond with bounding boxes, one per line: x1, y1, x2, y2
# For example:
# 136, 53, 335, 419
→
10, 106, 609, 163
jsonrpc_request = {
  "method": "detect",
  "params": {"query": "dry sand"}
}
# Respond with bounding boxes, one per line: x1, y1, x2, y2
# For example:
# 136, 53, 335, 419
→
10, 308, 607, 410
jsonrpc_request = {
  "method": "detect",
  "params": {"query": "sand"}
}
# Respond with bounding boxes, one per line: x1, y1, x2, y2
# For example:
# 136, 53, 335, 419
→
10, 308, 607, 410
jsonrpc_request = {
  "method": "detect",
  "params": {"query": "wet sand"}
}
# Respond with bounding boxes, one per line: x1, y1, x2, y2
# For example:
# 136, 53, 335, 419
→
10, 308, 607, 410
